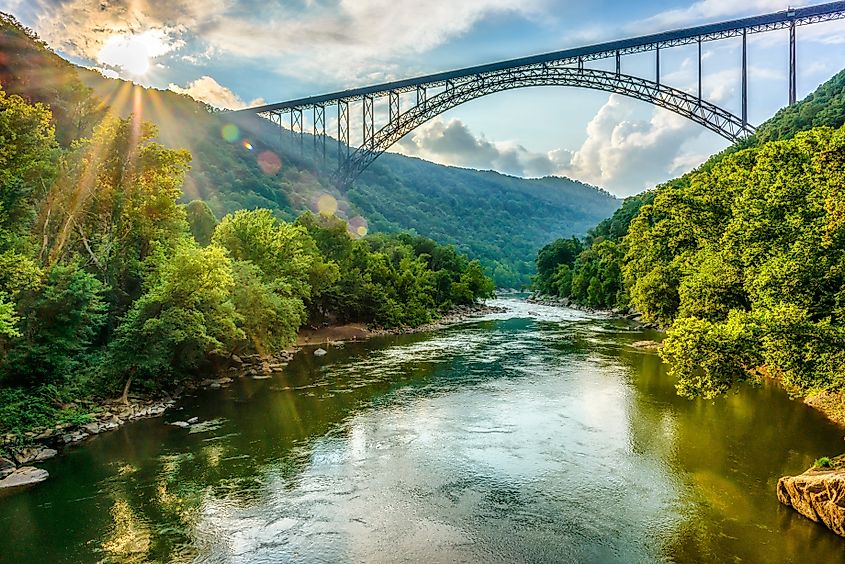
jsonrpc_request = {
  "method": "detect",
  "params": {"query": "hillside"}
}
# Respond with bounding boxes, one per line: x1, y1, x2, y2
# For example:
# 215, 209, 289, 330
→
0, 14, 619, 287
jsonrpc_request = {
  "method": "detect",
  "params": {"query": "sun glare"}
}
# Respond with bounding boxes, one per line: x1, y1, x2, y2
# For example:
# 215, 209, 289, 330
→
97, 30, 172, 77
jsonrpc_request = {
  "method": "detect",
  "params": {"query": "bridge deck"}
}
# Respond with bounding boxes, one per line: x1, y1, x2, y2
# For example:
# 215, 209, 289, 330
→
234, 1, 845, 114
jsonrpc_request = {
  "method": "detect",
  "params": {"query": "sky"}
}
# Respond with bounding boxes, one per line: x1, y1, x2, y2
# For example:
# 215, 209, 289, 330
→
3, 0, 845, 196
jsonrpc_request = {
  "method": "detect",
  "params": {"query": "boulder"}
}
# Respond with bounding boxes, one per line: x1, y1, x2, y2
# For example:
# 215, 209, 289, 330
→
0, 467, 49, 489
169, 421, 190, 428
314, 348, 327, 357
82, 422, 102, 435
61, 430, 90, 445
778, 460, 845, 537
0, 457, 15, 478
13, 446, 57, 465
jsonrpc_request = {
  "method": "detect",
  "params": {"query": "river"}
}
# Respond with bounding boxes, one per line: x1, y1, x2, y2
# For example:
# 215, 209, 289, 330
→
1, 298, 843, 563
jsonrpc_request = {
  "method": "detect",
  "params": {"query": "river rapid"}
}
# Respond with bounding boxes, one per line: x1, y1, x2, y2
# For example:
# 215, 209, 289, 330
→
1, 298, 843, 563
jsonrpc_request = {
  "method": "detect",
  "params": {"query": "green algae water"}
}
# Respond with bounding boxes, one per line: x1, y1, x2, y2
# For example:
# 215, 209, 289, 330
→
1, 298, 844, 563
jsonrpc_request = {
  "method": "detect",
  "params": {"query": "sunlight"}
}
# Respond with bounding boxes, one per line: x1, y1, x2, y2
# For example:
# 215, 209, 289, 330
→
97, 30, 171, 76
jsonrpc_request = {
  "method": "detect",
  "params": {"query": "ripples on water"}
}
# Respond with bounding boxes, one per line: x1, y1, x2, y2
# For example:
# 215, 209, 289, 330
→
1, 299, 843, 563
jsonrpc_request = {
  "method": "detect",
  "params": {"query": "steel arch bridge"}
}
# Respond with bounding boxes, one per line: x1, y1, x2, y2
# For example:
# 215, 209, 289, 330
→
231, 1, 845, 190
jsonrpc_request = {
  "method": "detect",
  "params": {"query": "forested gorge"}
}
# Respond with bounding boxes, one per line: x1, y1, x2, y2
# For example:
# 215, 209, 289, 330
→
534, 68, 845, 406
0, 89, 493, 439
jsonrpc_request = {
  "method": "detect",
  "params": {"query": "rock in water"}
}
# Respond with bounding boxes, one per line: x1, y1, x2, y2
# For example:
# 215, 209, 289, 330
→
777, 461, 845, 537
0, 467, 49, 489
631, 340, 661, 350
314, 348, 327, 356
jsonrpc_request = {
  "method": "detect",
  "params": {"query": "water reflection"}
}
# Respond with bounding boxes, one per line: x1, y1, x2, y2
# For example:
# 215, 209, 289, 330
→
0, 299, 843, 563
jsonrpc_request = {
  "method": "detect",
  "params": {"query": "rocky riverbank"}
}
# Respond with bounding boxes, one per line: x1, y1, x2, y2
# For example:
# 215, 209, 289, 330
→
297, 303, 507, 346
0, 303, 503, 492
777, 455, 845, 537
526, 295, 661, 329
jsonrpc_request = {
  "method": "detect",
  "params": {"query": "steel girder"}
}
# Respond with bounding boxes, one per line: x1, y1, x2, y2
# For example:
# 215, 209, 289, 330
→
329, 67, 754, 189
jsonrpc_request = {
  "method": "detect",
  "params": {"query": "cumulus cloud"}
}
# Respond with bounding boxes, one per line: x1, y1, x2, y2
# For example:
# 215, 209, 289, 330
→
168, 76, 265, 110
395, 118, 557, 177
395, 95, 712, 196
33, 0, 197, 60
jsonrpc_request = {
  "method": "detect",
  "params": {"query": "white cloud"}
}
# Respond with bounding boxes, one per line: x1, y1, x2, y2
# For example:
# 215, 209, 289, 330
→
395, 95, 716, 196
169, 76, 264, 110
394, 118, 556, 177
554, 95, 706, 194
97, 29, 181, 75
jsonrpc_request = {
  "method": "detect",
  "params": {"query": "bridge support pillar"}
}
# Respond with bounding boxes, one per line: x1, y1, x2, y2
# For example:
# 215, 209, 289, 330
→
656, 46, 660, 87
389, 91, 400, 124
291, 108, 303, 155
363, 95, 374, 150
416, 86, 427, 110
697, 39, 702, 104
337, 100, 349, 166
615, 50, 620, 76
742, 29, 748, 127
789, 20, 797, 105
314, 105, 326, 162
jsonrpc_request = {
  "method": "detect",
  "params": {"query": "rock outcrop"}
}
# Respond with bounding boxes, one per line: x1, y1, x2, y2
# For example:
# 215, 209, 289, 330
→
777, 458, 845, 537
0, 467, 49, 489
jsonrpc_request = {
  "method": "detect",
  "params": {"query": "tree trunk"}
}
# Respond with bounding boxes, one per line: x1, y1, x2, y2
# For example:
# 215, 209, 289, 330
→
120, 372, 134, 405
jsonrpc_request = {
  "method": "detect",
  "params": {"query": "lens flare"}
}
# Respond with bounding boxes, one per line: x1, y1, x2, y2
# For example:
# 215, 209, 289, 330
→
242, 140, 254, 151
316, 194, 338, 217
257, 151, 282, 175
221, 124, 239, 142
348, 216, 369, 238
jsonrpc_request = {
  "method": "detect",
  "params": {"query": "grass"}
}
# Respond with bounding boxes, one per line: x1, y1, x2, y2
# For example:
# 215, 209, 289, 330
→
814, 456, 833, 469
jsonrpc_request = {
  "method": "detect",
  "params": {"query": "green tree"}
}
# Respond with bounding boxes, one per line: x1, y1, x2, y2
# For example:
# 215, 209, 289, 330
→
107, 242, 242, 394
0, 87, 58, 238
4, 263, 106, 386
185, 200, 218, 246
41, 116, 191, 319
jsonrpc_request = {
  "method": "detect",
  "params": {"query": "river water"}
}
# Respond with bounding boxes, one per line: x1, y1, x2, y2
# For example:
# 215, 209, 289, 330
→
1, 298, 843, 563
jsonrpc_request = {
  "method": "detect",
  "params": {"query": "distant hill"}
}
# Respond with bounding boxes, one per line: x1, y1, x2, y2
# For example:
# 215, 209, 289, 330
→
0, 13, 619, 286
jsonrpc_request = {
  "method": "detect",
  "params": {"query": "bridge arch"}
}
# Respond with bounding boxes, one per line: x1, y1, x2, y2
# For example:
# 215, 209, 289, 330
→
336, 67, 753, 189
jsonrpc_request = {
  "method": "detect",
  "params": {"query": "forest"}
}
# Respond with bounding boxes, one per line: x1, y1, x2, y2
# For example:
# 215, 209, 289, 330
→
534, 68, 845, 405
0, 87, 494, 441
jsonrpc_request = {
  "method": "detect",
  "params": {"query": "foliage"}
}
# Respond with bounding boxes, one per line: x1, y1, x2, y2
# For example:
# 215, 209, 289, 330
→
299, 214, 493, 327
533, 193, 651, 308
351, 157, 619, 287
212, 209, 318, 299
230, 260, 305, 355
3, 264, 106, 386
105, 242, 242, 391
0, 385, 93, 438
649, 127, 845, 397
750, 68, 845, 146
815, 457, 832, 469
41, 116, 191, 321
533, 67, 845, 402
185, 200, 218, 246
0, 88, 58, 237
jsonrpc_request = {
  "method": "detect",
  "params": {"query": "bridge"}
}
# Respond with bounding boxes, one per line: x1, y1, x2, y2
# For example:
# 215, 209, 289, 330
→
232, 1, 845, 190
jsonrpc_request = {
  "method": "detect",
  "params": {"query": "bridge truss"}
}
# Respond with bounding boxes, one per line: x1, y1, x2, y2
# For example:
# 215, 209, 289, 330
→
231, 1, 845, 189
